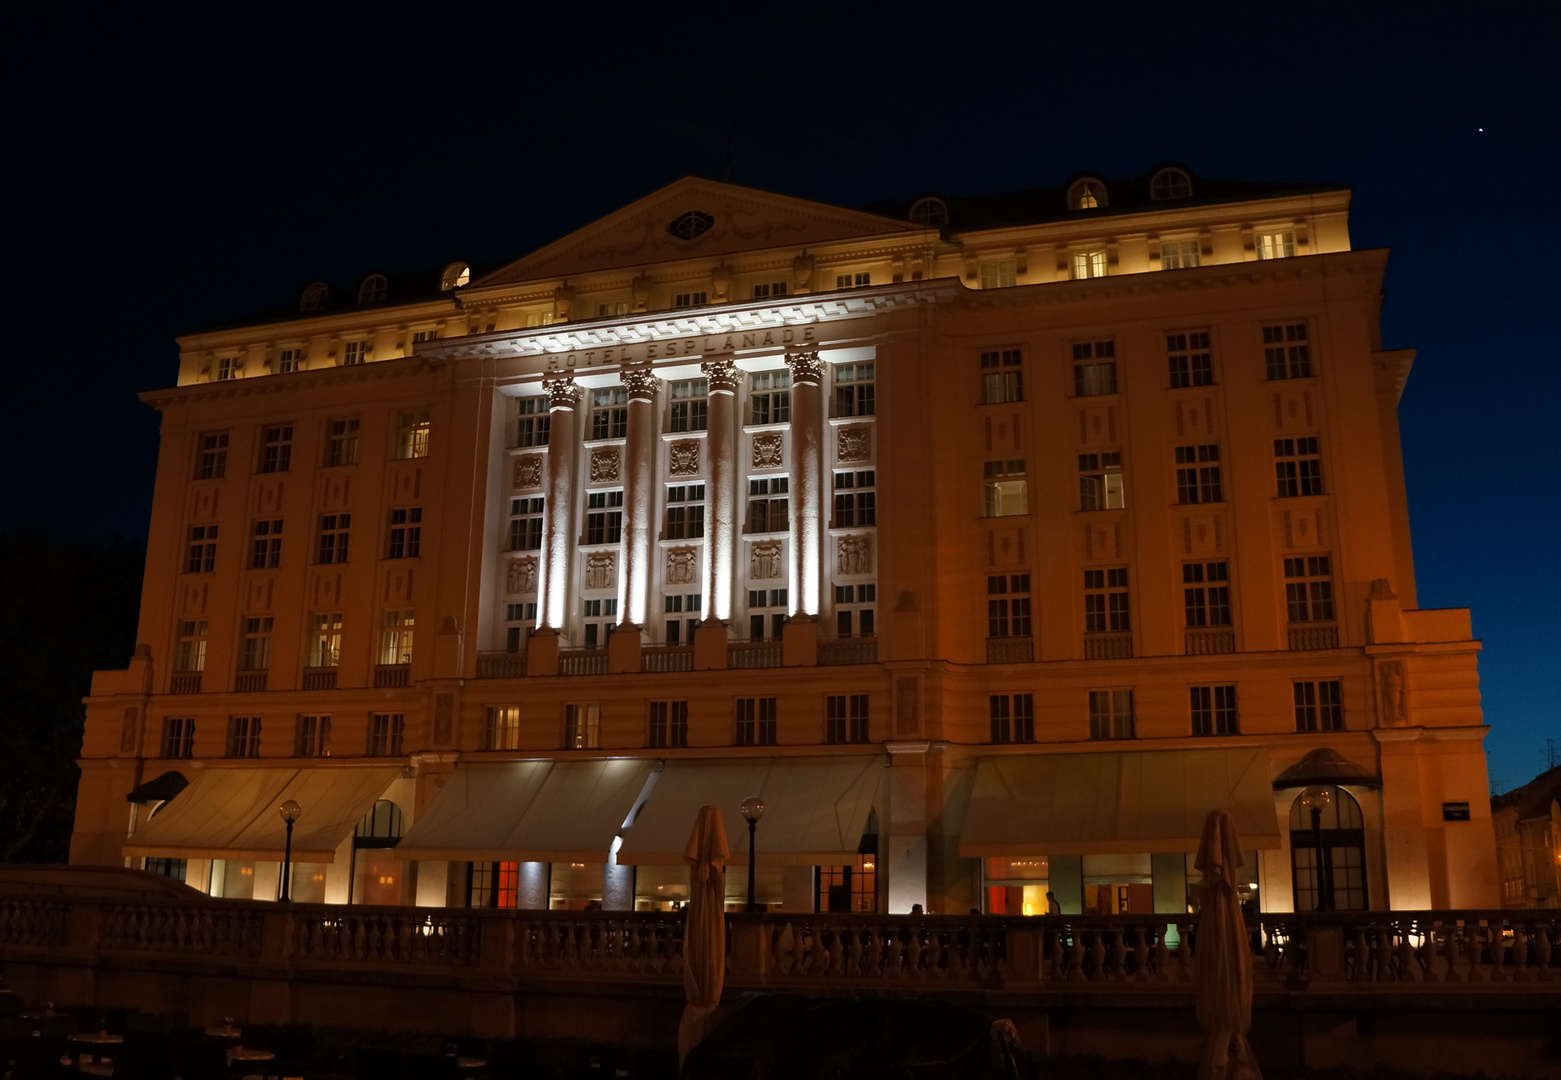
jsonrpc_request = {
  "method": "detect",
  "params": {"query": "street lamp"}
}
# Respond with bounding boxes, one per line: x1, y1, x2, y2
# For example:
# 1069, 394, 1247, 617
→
278, 799, 302, 902
740, 796, 765, 912
1299, 785, 1332, 912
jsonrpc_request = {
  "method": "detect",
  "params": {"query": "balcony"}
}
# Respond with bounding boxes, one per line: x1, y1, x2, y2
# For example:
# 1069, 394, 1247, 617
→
476, 653, 528, 679
373, 664, 410, 688
1288, 623, 1340, 650
301, 668, 338, 691
233, 672, 268, 693
1184, 628, 1236, 655
985, 638, 1034, 664
559, 649, 608, 676
641, 646, 693, 673
169, 673, 202, 695
819, 639, 877, 666
1083, 633, 1134, 660
727, 641, 782, 669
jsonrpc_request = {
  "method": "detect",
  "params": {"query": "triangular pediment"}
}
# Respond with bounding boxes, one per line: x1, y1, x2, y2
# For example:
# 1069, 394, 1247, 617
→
475, 177, 922, 286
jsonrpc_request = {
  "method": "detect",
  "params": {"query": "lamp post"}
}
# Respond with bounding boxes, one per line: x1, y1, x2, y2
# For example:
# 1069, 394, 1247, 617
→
740, 796, 765, 912
1299, 785, 1332, 912
278, 799, 302, 902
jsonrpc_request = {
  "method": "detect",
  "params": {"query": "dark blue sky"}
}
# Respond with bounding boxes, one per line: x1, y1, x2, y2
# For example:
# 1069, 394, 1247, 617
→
6, 3, 1556, 787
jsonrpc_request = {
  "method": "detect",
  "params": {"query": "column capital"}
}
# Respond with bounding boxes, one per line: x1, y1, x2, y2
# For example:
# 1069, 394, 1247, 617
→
621, 364, 660, 401
701, 358, 740, 393
785, 351, 825, 385
543, 377, 581, 409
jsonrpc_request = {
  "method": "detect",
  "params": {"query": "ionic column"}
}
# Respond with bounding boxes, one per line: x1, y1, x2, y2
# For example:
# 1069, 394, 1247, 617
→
702, 359, 739, 623
620, 365, 660, 629
786, 351, 824, 616
539, 378, 581, 632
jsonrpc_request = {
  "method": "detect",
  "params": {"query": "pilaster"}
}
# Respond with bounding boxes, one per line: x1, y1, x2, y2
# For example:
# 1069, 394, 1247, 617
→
786, 351, 824, 616
540, 379, 580, 633
702, 359, 738, 622
621, 365, 659, 628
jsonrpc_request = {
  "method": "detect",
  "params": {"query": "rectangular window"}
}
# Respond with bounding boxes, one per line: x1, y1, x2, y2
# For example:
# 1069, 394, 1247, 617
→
833, 362, 876, 417
249, 518, 283, 569
308, 612, 342, 668
1274, 437, 1324, 497
986, 574, 1032, 638
1263, 323, 1312, 379
1183, 562, 1231, 627
1166, 331, 1213, 388
750, 371, 791, 425
144, 857, 187, 881
833, 583, 877, 638
752, 281, 789, 299
1072, 249, 1107, 279
505, 602, 537, 652
396, 410, 432, 459
277, 348, 304, 374
160, 717, 194, 759
665, 484, 706, 539
484, 706, 521, 751
196, 432, 229, 479
174, 619, 208, 672
225, 716, 262, 758
564, 704, 601, 749
825, 694, 870, 744
663, 593, 700, 645
735, 697, 778, 746
1191, 685, 1239, 736
747, 588, 788, 642
316, 513, 351, 564
979, 259, 1017, 288
238, 617, 274, 671
1294, 680, 1344, 732
590, 388, 629, 440
979, 349, 1023, 404
1161, 239, 1201, 270
832, 470, 876, 527
1084, 568, 1131, 632
746, 477, 789, 534
258, 425, 293, 473
1088, 690, 1136, 740
411, 329, 439, 344
1174, 444, 1223, 503
295, 715, 331, 757
581, 598, 618, 648
669, 379, 708, 432
343, 340, 371, 366
325, 418, 360, 467
1072, 341, 1117, 396
368, 712, 405, 756
1078, 452, 1125, 510
982, 459, 1028, 517
185, 525, 218, 573
387, 507, 423, 559
379, 609, 414, 665
989, 693, 1035, 744
835, 272, 871, 289
1257, 230, 1296, 260
1284, 555, 1336, 623
214, 356, 240, 381
648, 701, 689, 749
516, 396, 551, 447
597, 301, 629, 317
673, 291, 709, 309
586, 490, 625, 544
508, 497, 544, 551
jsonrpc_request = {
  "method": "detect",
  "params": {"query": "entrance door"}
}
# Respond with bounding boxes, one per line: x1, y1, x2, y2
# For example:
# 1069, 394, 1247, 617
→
1288, 785, 1368, 910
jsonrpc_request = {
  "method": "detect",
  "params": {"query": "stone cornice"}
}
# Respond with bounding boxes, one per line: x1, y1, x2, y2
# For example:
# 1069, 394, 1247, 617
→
139, 353, 450, 411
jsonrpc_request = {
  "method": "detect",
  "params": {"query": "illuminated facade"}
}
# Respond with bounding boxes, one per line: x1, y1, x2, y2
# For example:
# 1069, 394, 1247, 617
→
72, 169, 1498, 914
1492, 767, 1561, 908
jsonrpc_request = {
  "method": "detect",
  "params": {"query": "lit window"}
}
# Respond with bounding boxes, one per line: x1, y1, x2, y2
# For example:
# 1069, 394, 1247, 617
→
564, 703, 601, 749
1283, 556, 1335, 623
832, 470, 876, 527
909, 196, 949, 226
1263, 323, 1312, 379
258, 425, 293, 473
238, 617, 274, 671
663, 593, 700, 645
396, 411, 431, 459
1274, 437, 1324, 497
1191, 686, 1239, 736
585, 490, 624, 544
648, 701, 689, 749
835, 272, 871, 289
299, 282, 329, 311
1293, 680, 1344, 733
225, 716, 262, 758
1088, 690, 1135, 740
747, 477, 789, 534
983, 460, 1028, 517
484, 706, 521, 751
440, 262, 471, 290
196, 432, 229, 479
747, 589, 787, 642
668, 379, 708, 432
249, 518, 283, 569
589, 388, 629, 440
1078, 452, 1124, 511
277, 348, 305, 374
325, 419, 360, 467
379, 610, 414, 666
986, 574, 1032, 638
979, 259, 1017, 289
1183, 562, 1231, 627
665, 484, 706, 539
833, 583, 876, 638
826, 694, 870, 744
989, 694, 1035, 744
1161, 239, 1200, 269
316, 514, 351, 564
214, 356, 241, 381
1174, 444, 1223, 504
1150, 168, 1193, 201
184, 525, 218, 573
386, 507, 423, 559
367, 712, 405, 756
504, 602, 537, 652
358, 274, 388, 303
516, 396, 550, 447
833, 362, 875, 417
1071, 250, 1107, 279
979, 349, 1023, 404
295, 715, 331, 757
597, 301, 630, 316
673, 291, 708, 309
175, 620, 208, 673
1067, 179, 1107, 210
581, 598, 617, 648
412, 329, 438, 344
160, 717, 194, 759
735, 698, 777, 746
750, 371, 791, 425
1072, 341, 1116, 396
752, 281, 788, 299
1084, 569, 1130, 632
309, 612, 342, 668
1167, 332, 1213, 387
1256, 230, 1296, 260
508, 497, 544, 551
342, 339, 370, 366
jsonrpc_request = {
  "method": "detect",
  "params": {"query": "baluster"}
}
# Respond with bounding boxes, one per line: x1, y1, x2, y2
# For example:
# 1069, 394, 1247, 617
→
1424, 925, 1447, 982
1152, 923, 1171, 982
1067, 929, 1087, 982
1372, 922, 1392, 981
884, 927, 904, 977
1088, 929, 1108, 982
802, 923, 823, 977
775, 923, 795, 976
862, 924, 883, 978
1132, 925, 1150, 982
902, 924, 922, 979
1535, 925, 1553, 982
1510, 925, 1529, 982
1395, 920, 1421, 981
1484, 924, 1506, 983
1349, 926, 1367, 982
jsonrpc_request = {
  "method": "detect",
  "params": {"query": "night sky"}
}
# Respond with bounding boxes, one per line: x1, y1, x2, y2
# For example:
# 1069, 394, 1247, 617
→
8, 4, 1555, 789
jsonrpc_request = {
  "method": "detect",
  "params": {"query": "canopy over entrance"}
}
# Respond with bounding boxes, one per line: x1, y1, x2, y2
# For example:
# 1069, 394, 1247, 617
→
123, 766, 402, 863
958, 748, 1280, 857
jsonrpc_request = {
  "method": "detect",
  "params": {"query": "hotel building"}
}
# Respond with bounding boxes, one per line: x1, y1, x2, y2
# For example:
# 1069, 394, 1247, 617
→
71, 168, 1498, 915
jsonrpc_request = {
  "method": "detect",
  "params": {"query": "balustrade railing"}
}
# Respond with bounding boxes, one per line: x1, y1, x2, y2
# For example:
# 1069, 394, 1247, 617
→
294, 909, 480, 966
727, 641, 782, 669
99, 903, 263, 957
168, 673, 202, 694
1288, 624, 1340, 650
301, 668, 338, 691
641, 646, 694, 673
818, 639, 877, 666
1184, 628, 1236, 655
559, 649, 608, 676
234, 672, 268, 693
513, 913, 684, 976
373, 664, 411, 688
986, 638, 1035, 664
1083, 633, 1134, 660
476, 653, 528, 679
0, 898, 67, 948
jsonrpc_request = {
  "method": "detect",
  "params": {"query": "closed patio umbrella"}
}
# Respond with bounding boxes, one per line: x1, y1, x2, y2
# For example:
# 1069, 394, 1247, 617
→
679, 804, 729, 1066
1195, 808, 1262, 1080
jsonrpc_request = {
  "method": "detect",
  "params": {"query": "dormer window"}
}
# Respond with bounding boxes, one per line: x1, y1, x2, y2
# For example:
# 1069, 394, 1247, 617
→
1067, 178, 1108, 210
1150, 167, 1193, 201
358, 274, 389, 304
908, 196, 949, 227
299, 282, 329, 312
440, 262, 471, 290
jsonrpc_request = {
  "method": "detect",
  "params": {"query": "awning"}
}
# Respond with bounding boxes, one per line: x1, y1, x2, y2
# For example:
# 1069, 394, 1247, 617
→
1273, 747, 1381, 789
616, 756, 884, 867
395, 759, 654, 864
123, 766, 402, 863
958, 748, 1281, 857
125, 770, 189, 804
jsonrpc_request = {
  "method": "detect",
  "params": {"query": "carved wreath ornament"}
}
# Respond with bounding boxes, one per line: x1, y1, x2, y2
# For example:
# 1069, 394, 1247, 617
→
752, 434, 784, 469
513, 455, 544, 489
669, 440, 700, 476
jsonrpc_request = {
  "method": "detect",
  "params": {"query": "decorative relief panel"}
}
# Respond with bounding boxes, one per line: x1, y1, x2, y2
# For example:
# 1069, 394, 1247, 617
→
252, 480, 285, 516
178, 582, 209, 616
837, 536, 872, 576
750, 542, 783, 580
384, 567, 415, 604
837, 425, 871, 463
589, 447, 621, 483
389, 463, 423, 502
513, 455, 544, 490
669, 440, 701, 476
320, 474, 351, 509
752, 433, 784, 469
584, 552, 616, 590
1376, 660, 1408, 727
120, 706, 142, 754
1077, 406, 1117, 446
1271, 389, 1315, 431
987, 526, 1027, 567
433, 693, 455, 745
1279, 508, 1327, 550
1081, 523, 1122, 562
1173, 399, 1217, 439
665, 547, 697, 585
1180, 515, 1223, 556
506, 557, 538, 595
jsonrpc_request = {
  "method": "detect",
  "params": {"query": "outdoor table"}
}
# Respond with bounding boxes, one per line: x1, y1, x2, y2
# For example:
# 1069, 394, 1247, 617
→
204, 1025, 243, 1038
67, 1033, 124, 1045
230, 1047, 276, 1062
457, 1058, 487, 1070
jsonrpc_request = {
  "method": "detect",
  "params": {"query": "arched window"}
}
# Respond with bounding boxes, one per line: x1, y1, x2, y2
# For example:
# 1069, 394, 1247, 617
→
908, 196, 949, 227
358, 274, 389, 304
1151, 167, 1193, 201
299, 282, 329, 312
1288, 785, 1368, 910
1067, 178, 1108, 211
354, 799, 405, 846
440, 262, 471, 291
